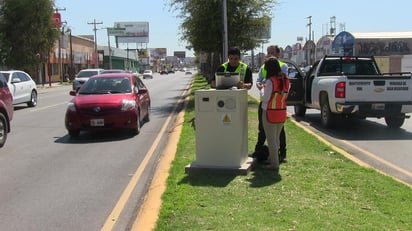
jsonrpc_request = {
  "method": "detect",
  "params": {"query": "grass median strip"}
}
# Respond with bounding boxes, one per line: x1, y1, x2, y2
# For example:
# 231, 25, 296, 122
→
154, 75, 411, 231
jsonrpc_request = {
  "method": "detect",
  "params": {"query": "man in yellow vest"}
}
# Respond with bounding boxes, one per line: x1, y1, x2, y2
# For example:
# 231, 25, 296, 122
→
212, 47, 253, 89
252, 45, 289, 163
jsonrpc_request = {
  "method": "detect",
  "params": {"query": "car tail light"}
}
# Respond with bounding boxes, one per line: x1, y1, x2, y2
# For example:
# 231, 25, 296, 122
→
335, 82, 345, 98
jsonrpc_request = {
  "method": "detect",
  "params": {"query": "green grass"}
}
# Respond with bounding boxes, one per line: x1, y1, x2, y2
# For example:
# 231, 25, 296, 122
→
154, 75, 412, 231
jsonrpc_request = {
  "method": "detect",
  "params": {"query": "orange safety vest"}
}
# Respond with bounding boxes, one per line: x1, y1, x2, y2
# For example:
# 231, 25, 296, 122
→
266, 75, 290, 123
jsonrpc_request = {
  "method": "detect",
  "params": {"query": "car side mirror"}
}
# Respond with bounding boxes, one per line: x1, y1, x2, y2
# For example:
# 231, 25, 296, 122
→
11, 78, 21, 84
69, 90, 77, 96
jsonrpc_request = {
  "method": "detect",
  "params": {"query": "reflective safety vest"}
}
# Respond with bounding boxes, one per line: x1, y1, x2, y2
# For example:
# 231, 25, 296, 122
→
222, 61, 248, 81
266, 76, 290, 123
261, 60, 286, 79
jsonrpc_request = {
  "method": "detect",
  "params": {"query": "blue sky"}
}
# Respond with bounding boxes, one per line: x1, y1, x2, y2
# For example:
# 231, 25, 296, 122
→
55, 0, 411, 57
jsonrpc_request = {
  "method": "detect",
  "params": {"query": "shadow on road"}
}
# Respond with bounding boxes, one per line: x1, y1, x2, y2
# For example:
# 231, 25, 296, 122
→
292, 113, 412, 141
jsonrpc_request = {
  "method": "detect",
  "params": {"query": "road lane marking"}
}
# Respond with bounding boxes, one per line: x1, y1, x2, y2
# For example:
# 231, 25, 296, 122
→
30, 102, 68, 112
340, 139, 412, 178
101, 80, 192, 231
100, 113, 172, 231
292, 117, 412, 188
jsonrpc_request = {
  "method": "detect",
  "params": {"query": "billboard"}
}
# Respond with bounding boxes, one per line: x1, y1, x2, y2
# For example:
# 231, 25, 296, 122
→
149, 48, 167, 59
114, 21, 149, 43
174, 51, 186, 59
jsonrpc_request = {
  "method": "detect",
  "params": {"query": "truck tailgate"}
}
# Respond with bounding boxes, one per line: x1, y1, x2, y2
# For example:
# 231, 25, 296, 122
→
345, 76, 412, 103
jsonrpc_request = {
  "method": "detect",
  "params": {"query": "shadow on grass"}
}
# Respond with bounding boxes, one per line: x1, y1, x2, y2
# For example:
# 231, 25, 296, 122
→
247, 166, 282, 188
178, 173, 236, 187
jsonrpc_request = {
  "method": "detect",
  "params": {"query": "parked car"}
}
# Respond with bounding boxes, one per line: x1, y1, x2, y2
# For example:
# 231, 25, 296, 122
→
72, 68, 104, 90
0, 70, 37, 107
142, 70, 153, 79
65, 73, 151, 137
0, 72, 13, 147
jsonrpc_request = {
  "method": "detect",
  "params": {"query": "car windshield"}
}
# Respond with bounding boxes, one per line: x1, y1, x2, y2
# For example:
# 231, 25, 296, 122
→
77, 71, 98, 78
78, 77, 131, 94
144, 70, 151, 73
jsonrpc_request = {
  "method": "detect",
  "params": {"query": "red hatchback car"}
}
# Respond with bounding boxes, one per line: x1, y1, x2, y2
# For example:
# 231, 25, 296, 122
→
0, 72, 13, 147
65, 73, 150, 138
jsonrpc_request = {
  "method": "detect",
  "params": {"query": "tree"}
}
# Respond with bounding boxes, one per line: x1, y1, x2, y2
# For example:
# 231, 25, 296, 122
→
169, 0, 275, 58
0, 0, 59, 72
169, 0, 275, 79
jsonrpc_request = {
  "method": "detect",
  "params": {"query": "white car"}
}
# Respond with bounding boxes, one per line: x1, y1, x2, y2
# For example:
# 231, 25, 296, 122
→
0, 70, 37, 107
72, 68, 104, 90
142, 70, 153, 79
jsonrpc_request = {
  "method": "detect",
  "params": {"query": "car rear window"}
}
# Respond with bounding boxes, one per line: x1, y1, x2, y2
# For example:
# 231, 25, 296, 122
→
78, 71, 98, 77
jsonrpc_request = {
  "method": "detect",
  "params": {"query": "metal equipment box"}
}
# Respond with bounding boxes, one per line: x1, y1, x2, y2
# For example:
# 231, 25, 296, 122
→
186, 89, 251, 174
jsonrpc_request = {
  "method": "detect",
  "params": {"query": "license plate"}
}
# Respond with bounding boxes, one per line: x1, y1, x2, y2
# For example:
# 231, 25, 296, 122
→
372, 103, 385, 110
90, 119, 104, 126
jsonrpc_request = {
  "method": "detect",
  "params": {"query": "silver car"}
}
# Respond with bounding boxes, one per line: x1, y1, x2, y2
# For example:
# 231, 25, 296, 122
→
143, 70, 153, 79
72, 68, 104, 90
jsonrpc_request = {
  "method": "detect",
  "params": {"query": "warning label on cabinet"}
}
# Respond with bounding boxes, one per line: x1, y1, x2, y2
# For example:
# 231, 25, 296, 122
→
222, 113, 232, 126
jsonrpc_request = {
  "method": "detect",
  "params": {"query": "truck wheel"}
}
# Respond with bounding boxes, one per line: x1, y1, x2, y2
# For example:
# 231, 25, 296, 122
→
385, 115, 405, 128
320, 98, 335, 128
294, 104, 306, 117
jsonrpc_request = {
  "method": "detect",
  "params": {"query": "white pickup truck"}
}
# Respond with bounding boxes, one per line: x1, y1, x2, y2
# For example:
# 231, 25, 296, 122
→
285, 56, 412, 128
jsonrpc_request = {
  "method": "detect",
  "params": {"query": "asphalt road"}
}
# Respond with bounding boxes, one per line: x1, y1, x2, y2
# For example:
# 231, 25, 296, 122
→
250, 73, 412, 186
0, 71, 193, 231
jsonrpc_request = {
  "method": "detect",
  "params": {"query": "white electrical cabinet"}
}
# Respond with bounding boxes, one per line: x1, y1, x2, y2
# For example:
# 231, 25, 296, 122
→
191, 89, 249, 169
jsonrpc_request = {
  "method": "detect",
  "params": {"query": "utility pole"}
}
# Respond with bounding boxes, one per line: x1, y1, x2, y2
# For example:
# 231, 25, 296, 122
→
54, 7, 66, 83
307, 16, 312, 41
222, 0, 228, 62
88, 19, 103, 67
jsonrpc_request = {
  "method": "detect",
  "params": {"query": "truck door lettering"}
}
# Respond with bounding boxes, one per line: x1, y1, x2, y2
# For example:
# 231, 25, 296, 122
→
387, 86, 408, 91
389, 81, 407, 86
349, 81, 370, 86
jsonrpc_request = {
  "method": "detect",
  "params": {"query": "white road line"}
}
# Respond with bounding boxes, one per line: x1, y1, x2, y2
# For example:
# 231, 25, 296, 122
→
101, 81, 192, 231
30, 102, 68, 112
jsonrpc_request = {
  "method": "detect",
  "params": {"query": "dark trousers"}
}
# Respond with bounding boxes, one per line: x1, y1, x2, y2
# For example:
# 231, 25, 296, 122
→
256, 101, 286, 156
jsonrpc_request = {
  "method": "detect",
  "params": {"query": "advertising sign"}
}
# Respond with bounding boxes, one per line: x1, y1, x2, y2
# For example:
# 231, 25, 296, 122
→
149, 48, 167, 59
174, 51, 186, 59
114, 22, 149, 43
52, 13, 61, 28
107, 27, 126, 36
